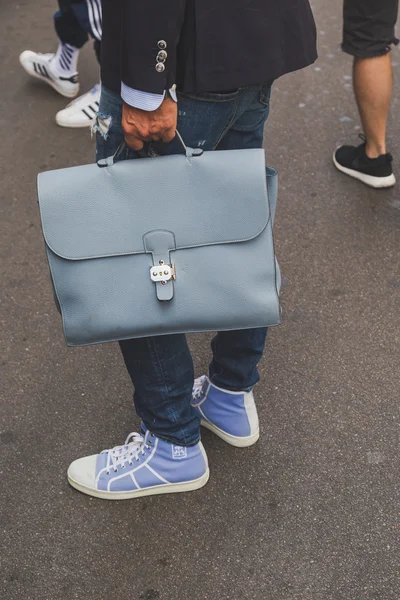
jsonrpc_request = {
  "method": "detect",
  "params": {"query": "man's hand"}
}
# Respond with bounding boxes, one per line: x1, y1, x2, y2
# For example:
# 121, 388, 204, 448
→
122, 98, 178, 151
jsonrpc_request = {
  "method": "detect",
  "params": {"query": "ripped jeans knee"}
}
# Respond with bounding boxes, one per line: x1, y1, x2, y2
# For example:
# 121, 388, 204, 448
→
92, 112, 113, 140
94, 86, 125, 161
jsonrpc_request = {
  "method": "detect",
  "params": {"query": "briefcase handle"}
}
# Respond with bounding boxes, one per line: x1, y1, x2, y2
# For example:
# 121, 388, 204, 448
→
97, 130, 203, 168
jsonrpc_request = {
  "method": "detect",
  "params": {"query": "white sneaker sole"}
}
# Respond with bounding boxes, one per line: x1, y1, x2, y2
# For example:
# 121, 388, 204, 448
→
200, 419, 259, 447
333, 152, 396, 188
19, 52, 79, 99
68, 468, 210, 500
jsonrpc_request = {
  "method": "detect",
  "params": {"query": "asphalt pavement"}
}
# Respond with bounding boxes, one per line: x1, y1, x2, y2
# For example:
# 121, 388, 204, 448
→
1, 1, 399, 599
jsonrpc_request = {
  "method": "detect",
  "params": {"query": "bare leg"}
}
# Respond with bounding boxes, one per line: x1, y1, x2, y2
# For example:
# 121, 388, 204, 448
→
353, 54, 393, 158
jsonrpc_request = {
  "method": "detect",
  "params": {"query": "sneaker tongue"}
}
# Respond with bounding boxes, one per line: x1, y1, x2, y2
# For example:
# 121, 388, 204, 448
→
201, 377, 210, 396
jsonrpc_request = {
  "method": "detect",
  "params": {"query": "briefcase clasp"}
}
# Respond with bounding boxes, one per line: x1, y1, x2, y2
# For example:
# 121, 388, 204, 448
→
150, 261, 176, 284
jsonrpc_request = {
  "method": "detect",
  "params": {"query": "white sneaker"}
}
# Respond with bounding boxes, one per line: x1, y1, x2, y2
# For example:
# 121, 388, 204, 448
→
19, 50, 79, 98
56, 84, 101, 128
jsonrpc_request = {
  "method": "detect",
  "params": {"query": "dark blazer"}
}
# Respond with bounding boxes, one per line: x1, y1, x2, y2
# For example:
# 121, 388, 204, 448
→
101, 0, 317, 95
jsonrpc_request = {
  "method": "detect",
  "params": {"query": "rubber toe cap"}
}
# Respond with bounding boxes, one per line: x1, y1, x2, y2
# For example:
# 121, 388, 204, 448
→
67, 454, 98, 490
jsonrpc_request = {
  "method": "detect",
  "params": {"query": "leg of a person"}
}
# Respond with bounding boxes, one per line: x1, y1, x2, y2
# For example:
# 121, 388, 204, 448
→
353, 55, 393, 158
207, 84, 272, 392
343, 0, 399, 157
95, 86, 243, 445
54, 0, 89, 49
95, 89, 198, 446
94, 87, 125, 160
84, 0, 102, 43
84, 0, 102, 65
119, 336, 198, 447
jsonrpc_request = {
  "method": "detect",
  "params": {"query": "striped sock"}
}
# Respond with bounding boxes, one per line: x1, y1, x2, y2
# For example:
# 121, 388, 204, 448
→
51, 41, 79, 77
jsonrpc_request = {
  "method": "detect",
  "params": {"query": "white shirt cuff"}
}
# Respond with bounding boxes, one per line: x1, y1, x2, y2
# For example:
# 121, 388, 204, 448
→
121, 83, 177, 110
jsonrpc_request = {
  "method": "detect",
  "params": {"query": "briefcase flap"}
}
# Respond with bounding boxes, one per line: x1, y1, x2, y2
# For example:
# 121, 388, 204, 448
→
37, 148, 271, 261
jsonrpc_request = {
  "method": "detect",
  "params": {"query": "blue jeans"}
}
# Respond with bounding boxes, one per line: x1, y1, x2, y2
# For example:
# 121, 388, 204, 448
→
96, 84, 272, 446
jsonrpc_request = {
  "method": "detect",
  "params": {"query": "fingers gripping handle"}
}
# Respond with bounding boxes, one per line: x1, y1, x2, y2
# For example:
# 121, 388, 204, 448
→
97, 130, 203, 168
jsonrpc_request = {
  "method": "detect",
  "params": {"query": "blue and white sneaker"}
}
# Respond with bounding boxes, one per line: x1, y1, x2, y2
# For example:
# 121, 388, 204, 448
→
67, 430, 209, 500
191, 376, 259, 447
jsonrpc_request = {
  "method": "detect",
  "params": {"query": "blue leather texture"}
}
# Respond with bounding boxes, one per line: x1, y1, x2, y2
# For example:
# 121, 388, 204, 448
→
37, 148, 281, 346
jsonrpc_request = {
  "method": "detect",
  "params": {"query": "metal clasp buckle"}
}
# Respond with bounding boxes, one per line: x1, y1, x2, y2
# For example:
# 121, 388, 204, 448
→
150, 260, 176, 284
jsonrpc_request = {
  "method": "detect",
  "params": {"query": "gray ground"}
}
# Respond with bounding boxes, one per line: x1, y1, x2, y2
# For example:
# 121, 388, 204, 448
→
1, 1, 399, 599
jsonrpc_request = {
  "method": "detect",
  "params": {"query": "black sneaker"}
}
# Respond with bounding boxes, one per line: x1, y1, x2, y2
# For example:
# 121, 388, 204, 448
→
333, 139, 395, 188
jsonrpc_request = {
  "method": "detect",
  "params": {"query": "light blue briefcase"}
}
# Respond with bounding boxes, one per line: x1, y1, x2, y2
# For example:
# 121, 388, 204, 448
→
37, 139, 281, 347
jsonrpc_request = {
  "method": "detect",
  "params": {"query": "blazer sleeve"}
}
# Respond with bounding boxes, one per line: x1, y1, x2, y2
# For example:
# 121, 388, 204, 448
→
120, 0, 186, 94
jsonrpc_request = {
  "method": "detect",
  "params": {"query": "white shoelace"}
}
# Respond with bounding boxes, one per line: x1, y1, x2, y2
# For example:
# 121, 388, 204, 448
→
105, 432, 152, 475
192, 375, 207, 403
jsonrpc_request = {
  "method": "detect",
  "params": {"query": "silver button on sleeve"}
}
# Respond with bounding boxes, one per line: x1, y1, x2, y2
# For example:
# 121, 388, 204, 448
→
157, 40, 167, 50
157, 50, 168, 62
155, 63, 165, 73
